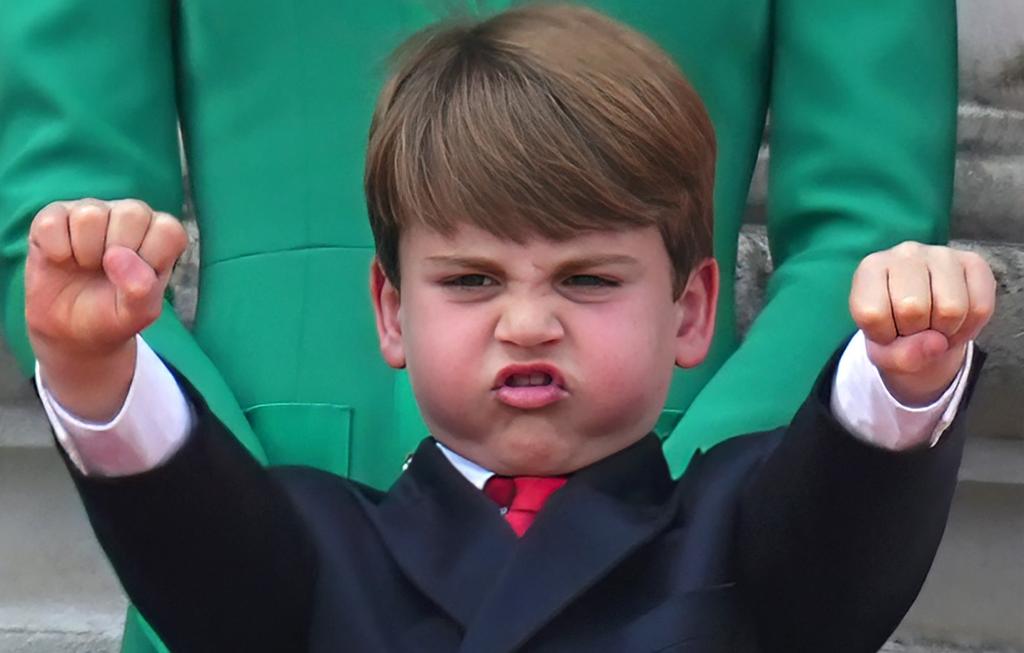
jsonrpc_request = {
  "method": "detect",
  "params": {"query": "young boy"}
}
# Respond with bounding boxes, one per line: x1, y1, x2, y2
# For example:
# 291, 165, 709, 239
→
24, 5, 993, 652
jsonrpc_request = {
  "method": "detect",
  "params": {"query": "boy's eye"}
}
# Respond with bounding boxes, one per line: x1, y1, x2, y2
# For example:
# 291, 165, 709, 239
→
563, 275, 619, 288
444, 274, 497, 288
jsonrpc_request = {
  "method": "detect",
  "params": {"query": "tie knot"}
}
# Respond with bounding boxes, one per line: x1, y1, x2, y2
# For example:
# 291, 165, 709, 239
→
483, 475, 567, 536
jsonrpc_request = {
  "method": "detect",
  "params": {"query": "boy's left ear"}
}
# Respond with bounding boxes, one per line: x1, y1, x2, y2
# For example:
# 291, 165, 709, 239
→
370, 259, 406, 369
674, 258, 719, 369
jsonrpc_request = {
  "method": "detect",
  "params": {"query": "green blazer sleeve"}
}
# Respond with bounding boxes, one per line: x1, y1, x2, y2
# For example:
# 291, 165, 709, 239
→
0, 2, 268, 651
664, 0, 958, 474
0, 0, 266, 458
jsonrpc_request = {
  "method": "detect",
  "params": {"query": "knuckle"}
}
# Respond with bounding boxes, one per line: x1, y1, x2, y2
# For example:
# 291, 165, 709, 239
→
962, 251, 993, 276
929, 246, 958, 267
114, 199, 152, 222
892, 241, 922, 258
970, 302, 993, 321
895, 296, 929, 319
31, 213, 60, 236
156, 215, 188, 245
851, 304, 887, 326
859, 251, 887, 271
71, 202, 106, 225
857, 252, 881, 269
933, 300, 965, 320
120, 198, 151, 213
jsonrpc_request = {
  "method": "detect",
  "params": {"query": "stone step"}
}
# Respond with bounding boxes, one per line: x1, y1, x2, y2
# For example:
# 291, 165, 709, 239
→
958, 104, 1024, 156
0, 446, 125, 653
885, 644, 1021, 653
958, 0, 1024, 113
745, 107, 1024, 244
953, 153, 1024, 242
0, 402, 51, 449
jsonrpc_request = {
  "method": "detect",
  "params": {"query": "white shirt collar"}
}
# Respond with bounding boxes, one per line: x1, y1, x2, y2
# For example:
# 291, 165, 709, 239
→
435, 441, 495, 490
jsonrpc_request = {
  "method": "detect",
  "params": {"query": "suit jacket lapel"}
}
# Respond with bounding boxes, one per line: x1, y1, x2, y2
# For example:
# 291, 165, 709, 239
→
459, 434, 678, 653
367, 439, 518, 628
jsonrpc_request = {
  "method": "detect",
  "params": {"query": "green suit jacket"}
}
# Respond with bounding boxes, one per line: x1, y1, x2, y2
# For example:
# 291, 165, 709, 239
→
0, 1, 956, 651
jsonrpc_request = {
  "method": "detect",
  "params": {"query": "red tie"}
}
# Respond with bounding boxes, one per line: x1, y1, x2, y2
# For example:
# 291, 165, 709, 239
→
483, 475, 567, 537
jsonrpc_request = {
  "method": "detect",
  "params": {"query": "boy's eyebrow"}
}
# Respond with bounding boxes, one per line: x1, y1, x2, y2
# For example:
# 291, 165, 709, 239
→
555, 254, 642, 272
424, 256, 505, 274
424, 254, 641, 272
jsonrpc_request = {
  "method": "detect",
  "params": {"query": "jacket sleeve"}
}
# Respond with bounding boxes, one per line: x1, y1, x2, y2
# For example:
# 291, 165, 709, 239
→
63, 372, 318, 653
737, 345, 985, 653
664, 0, 959, 467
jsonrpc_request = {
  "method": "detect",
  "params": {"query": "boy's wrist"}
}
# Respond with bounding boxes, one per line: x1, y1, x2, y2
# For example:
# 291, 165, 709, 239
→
876, 343, 968, 407
35, 336, 138, 423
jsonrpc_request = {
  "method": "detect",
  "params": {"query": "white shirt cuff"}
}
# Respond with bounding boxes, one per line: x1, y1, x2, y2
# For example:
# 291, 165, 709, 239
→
831, 330, 974, 451
35, 335, 193, 477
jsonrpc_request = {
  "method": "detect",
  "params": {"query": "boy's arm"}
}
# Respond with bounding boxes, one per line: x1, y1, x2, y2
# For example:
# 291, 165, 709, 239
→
36, 335, 192, 477
830, 331, 974, 452
57, 370, 318, 653
25, 199, 316, 652
737, 243, 995, 652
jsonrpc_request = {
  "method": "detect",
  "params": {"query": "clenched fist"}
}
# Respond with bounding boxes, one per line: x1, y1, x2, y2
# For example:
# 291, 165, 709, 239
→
25, 199, 188, 420
850, 241, 996, 405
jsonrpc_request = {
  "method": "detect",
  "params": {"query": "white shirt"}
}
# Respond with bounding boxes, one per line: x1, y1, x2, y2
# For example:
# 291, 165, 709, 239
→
36, 330, 974, 481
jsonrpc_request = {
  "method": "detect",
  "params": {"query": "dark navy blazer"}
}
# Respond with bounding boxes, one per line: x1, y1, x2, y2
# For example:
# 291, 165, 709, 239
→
64, 347, 984, 652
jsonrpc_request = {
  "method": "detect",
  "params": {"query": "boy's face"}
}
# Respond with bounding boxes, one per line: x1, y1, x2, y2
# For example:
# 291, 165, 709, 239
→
372, 224, 718, 476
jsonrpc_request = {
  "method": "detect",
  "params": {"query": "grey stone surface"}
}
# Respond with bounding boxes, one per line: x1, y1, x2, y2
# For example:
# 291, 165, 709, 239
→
952, 154, 1024, 243
170, 219, 200, 329
895, 481, 1024, 650
746, 106, 1024, 244
0, 347, 32, 403
960, 436, 1024, 486
0, 402, 51, 449
0, 448, 126, 653
0, 630, 119, 653
959, 103, 1024, 156
953, 240, 1024, 441
958, 0, 1024, 112
884, 644, 1020, 653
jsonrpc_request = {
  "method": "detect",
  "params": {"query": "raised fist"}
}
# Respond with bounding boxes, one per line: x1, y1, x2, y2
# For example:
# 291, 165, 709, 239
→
850, 241, 996, 404
25, 198, 188, 359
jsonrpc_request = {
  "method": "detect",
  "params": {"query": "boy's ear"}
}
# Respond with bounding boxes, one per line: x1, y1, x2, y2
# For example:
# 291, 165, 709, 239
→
370, 258, 406, 369
674, 258, 719, 369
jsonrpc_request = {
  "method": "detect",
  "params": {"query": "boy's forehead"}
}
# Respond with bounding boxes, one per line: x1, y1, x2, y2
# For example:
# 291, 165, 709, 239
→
401, 223, 663, 261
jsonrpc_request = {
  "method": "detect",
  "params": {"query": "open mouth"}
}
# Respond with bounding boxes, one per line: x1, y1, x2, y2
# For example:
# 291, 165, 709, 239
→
493, 365, 568, 409
504, 372, 554, 387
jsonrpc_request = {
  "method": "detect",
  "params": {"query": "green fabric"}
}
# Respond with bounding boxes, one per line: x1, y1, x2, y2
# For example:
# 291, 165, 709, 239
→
0, 1, 956, 651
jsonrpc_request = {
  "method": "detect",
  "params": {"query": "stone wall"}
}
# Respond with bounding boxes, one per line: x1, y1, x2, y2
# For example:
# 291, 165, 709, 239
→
0, 1, 1021, 650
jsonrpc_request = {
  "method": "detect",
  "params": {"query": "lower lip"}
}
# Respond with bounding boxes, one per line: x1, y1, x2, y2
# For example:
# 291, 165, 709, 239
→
494, 384, 568, 409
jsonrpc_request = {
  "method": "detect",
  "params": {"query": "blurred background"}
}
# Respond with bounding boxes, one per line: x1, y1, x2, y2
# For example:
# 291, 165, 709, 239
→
1, 1, 1022, 651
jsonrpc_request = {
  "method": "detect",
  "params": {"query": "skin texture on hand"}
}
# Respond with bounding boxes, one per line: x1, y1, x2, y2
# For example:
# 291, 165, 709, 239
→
25, 199, 187, 421
849, 242, 996, 406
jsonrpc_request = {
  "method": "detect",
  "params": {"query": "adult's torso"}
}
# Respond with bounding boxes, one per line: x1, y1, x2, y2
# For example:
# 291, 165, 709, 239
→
174, 1, 771, 487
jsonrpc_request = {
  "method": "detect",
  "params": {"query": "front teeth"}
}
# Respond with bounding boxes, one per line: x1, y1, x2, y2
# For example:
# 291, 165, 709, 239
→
507, 373, 552, 387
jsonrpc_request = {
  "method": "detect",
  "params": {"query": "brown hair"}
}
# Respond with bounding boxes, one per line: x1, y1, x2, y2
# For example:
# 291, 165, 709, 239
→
364, 3, 716, 296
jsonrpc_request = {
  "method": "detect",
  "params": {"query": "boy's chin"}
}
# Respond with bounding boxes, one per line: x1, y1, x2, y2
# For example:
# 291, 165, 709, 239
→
439, 428, 642, 477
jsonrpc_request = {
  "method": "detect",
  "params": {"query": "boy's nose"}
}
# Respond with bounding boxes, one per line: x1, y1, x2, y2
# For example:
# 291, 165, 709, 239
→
494, 299, 564, 348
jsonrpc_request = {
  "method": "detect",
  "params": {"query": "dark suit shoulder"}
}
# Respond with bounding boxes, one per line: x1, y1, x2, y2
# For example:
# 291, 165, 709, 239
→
271, 465, 386, 501
677, 428, 783, 494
